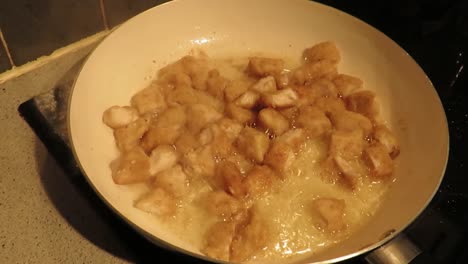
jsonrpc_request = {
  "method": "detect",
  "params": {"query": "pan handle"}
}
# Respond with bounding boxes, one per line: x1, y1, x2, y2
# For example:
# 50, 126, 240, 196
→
364, 233, 424, 264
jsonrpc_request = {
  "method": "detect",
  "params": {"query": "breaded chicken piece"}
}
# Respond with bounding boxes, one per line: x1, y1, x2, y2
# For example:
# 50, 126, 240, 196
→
166, 86, 224, 112
251, 76, 277, 93
186, 104, 223, 134
206, 69, 229, 99
111, 147, 150, 184
153, 165, 188, 197
328, 110, 373, 136
307, 78, 339, 97
236, 127, 270, 163
182, 145, 215, 178
141, 106, 187, 152
332, 155, 361, 188
279, 128, 307, 152
373, 125, 400, 159
247, 57, 285, 77
230, 208, 270, 262
346, 90, 380, 119
258, 108, 290, 136
292, 60, 337, 85
149, 145, 178, 176
312, 198, 345, 231
134, 188, 176, 216
224, 79, 250, 102
217, 161, 246, 199
180, 55, 210, 91
102, 106, 139, 129
314, 97, 346, 114
296, 106, 332, 138
205, 191, 243, 218
157, 72, 192, 89
364, 143, 394, 178
243, 165, 277, 197
131, 86, 167, 115
262, 88, 298, 108
264, 140, 295, 177
303, 41, 341, 64
225, 103, 255, 124
333, 74, 363, 97
226, 153, 254, 174
174, 131, 200, 155
329, 130, 364, 158
202, 124, 236, 158
216, 118, 243, 139
202, 221, 237, 261
278, 106, 298, 120
234, 90, 260, 109
114, 117, 150, 152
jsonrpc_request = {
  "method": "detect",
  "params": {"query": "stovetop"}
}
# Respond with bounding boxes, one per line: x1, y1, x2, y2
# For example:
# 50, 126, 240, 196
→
18, 1, 468, 263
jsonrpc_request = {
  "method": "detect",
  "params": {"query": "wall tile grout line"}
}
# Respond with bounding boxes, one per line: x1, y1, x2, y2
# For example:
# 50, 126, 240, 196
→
0, 28, 15, 67
99, 0, 110, 30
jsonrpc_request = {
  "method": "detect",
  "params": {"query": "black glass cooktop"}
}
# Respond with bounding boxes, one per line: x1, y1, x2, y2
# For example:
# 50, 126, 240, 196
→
18, 1, 468, 263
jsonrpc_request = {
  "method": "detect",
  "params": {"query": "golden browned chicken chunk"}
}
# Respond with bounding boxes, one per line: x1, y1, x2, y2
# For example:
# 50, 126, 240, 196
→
174, 131, 200, 155
185, 103, 223, 134
113, 117, 150, 152
328, 110, 373, 136
279, 128, 307, 152
226, 153, 254, 174
216, 118, 243, 139
307, 78, 339, 97
131, 86, 167, 115
292, 60, 337, 85
314, 96, 346, 114
236, 127, 270, 163
202, 221, 237, 261
373, 125, 400, 158
205, 191, 243, 218
303, 41, 341, 64
364, 143, 394, 178
333, 74, 363, 97
264, 140, 295, 177
134, 188, 176, 216
247, 57, 285, 77
230, 208, 271, 262
234, 90, 260, 109
111, 147, 150, 184
153, 165, 188, 197
102, 106, 139, 129
262, 88, 299, 108
224, 79, 250, 102
225, 103, 255, 124
258, 108, 290, 136
182, 145, 216, 178
251, 76, 277, 93
149, 145, 178, 176
329, 130, 364, 159
243, 165, 277, 197
346, 90, 380, 119
217, 161, 246, 199
296, 106, 332, 138
141, 106, 187, 151
312, 198, 346, 231
206, 69, 229, 99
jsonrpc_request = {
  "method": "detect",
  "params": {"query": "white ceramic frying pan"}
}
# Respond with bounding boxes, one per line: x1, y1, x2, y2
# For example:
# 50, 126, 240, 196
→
68, 0, 449, 263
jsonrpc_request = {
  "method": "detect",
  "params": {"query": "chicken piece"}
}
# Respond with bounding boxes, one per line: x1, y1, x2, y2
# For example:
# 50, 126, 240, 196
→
364, 143, 394, 178
198, 126, 214, 146
278, 106, 298, 120
276, 71, 290, 89
250, 76, 277, 93
217, 161, 246, 198
206, 69, 229, 99
165, 85, 198, 106
264, 140, 295, 177
203, 124, 237, 158
114, 117, 150, 152
224, 79, 250, 102
329, 130, 364, 158
111, 147, 150, 184
333, 74, 363, 97
202, 221, 237, 261
149, 145, 178, 176
279, 128, 307, 152
153, 165, 188, 197
225, 103, 255, 125
174, 131, 200, 154
102, 106, 139, 129
373, 125, 400, 158
181, 56, 210, 91
236, 127, 270, 163
131, 86, 167, 115
258, 108, 290, 136
312, 198, 345, 231
314, 96, 346, 114
303, 41, 341, 64
226, 153, 254, 174
296, 106, 332, 138
234, 90, 260, 109
216, 118, 243, 139
333, 155, 361, 188
247, 57, 284, 77
243, 165, 277, 197
195, 90, 224, 113
134, 188, 176, 216
307, 78, 339, 97
262, 88, 298, 108
230, 208, 270, 262
329, 110, 373, 136
141, 106, 186, 152
182, 145, 215, 178
157, 72, 192, 89
186, 104, 223, 134
346, 90, 380, 119
292, 60, 337, 85
205, 191, 243, 218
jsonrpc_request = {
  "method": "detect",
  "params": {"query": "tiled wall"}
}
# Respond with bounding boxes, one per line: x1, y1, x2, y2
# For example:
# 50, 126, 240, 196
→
0, 0, 169, 74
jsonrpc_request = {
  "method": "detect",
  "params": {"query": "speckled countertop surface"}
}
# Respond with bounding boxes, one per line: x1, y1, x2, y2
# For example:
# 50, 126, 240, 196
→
0, 44, 129, 264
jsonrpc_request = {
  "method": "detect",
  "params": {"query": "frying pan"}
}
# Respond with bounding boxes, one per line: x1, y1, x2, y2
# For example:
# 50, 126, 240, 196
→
68, 0, 449, 263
